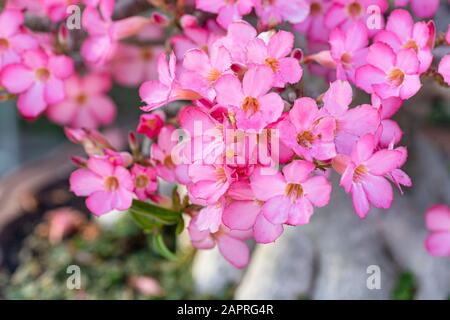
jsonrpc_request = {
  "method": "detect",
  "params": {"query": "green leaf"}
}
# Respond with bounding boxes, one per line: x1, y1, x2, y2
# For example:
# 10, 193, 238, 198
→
176, 217, 185, 235
152, 234, 177, 261
129, 199, 181, 226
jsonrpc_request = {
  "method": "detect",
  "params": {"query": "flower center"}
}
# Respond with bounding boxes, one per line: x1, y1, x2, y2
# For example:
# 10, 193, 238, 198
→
285, 183, 304, 200
216, 167, 227, 183
347, 2, 362, 17
241, 96, 260, 114
140, 48, 153, 61
135, 174, 149, 189
0, 38, 9, 51
265, 57, 279, 72
353, 165, 368, 182
206, 68, 221, 83
163, 155, 175, 168
297, 131, 315, 148
310, 2, 322, 15
146, 118, 158, 129
76, 93, 88, 105
35, 68, 50, 82
104, 176, 120, 192
387, 68, 405, 87
340, 52, 352, 67
403, 39, 418, 51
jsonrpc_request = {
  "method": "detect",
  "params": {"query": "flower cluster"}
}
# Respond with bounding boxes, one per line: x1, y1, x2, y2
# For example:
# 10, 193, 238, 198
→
1, 0, 449, 266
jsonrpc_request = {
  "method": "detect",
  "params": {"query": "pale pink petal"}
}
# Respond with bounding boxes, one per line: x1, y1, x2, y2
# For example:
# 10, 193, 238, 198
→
196, 204, 223, 233
246, 38, 268, 64
258, 92, 284, 124
250, 167, 286, 201
70, 169, 104, 196
86, 191, 114, 216
303, 176, 332, 207
242, 66, 274, 97
0, 64, 34, 93
287, 197, 314, 226
425, 232, 450, 257
44, 77, 65, 104
323, 80, 352, 116
17, 83, 47, 118
276, 57, 302, 85
262, 195, 290, 224
253, 214, 283, 244
268, 31, 294, 59
48, 55, 74, 79
355, 65, 386, 94
282, 160, 315, 184
396, 49, 419, 74
217, 234, 250, 268
399, 75, 421, 100
367, 42, 395, 72
411, 0, 439, 19
425, 205, 450, 232
215, 74, 244, 107
386, 9, 413, 41
351, 134, 375, 164
351, 183, 370, 218
223, 201, 261, 231
362, 174, 393, 209
289, 97, 318, 132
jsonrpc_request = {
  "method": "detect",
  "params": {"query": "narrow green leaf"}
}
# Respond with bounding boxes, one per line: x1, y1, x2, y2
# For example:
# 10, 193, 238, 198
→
130, 199, 181, 225
176, 217, 185, 235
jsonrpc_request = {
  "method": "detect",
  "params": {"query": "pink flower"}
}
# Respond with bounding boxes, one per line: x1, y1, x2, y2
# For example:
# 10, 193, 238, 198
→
339, 134, 403, 218
112, 44, 165, 87
322, 80, 380, 155
131, 164, 158, 202
355, 42, 422, 100
325, 0, 388, 31
425, 204, 450, 257
294, 0, 332, 42
187, 164, 233, 205
188, 213, 251, 268
137, 111, 165, 140
251, 161, 332, 226
196, 0, 254, 28
246, 30, 303, 87
438, 54, 450, 86
139, 52, 202, 111
374, 9, 434, 73
279, 97, 336, 161
70, 156, 134, 216
223, 181, 284, 244
215, 66, 283, 131
0, 49, 74, 119
181, 46, 232, 100
395, 0, 439, 19
329, 22, 368, 81
81, 2, 148, 64
253, 0, 310, 26
47, 72, 116, 129
0, 8, 37, 69
41, 0, 80, 22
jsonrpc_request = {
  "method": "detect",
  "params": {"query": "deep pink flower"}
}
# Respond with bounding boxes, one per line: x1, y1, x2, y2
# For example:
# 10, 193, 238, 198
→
0, 49, 74, 119
215, 66, 284, 131
251, 161, 332, 226
329, 21, 368, 81
325, 0, 388, 31
246, 30, 303, 87
137, 111, 165, 140
41, 0, 80, 22
131, 164, 158, 202
70, 156, 134, 216
294, 0, 332, 42
196, 0, 254, 28
181, 46, 232, 100
339, 134, 403, 218
356, 42, 422, 100
112, 44, 164, 87
438, 54, 450, 86
139, 52, 202, 111
188, 213, 251, 268
374, 9, 434, 73
279, 97, 336, 161
0, 8, 37, 70
425, 204, 450, 257
47, 72, 116, 129
253, 0, 310, 26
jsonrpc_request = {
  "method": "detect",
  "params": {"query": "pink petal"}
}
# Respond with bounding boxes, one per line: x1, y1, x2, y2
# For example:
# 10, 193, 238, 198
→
246, 38, 268, 64
276, 57, 302, 85
399, 75, 421, 100
44, 77, 65, 104
323, 80, 352, 116
396, 49, 419, 74
253, 213, 283, 244
69, 169, 104, 196
386, 9, 413, 41
351, 134, 375, 164
217, 234, 250, 268
362, 174, 393, 209
268, 30, 294, 59
355, 65, 386, 94
196, 204, 223, 233
48, 55, 74, 79
17, 82, 47, 118
139, 80, 170, 111
223, 200, 261, 231
86, 191, 115, 216
287, 197, 314, 226
425, 205, 450, 232
215, 74, 244, 107
242, 66, 274, 97
183, 48, 210, 73
282, 160, 315, 184
351, 183, 370, 218
303, 176, 332, 207
367, 42, 395, 73
0, 64, 34, 93
289, 97, 318, 132
425, 232, 450, 257
339, 104, 380, 136
262, 195, 290, 224
250, 167, 286, 201
258, 92, 284, 124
